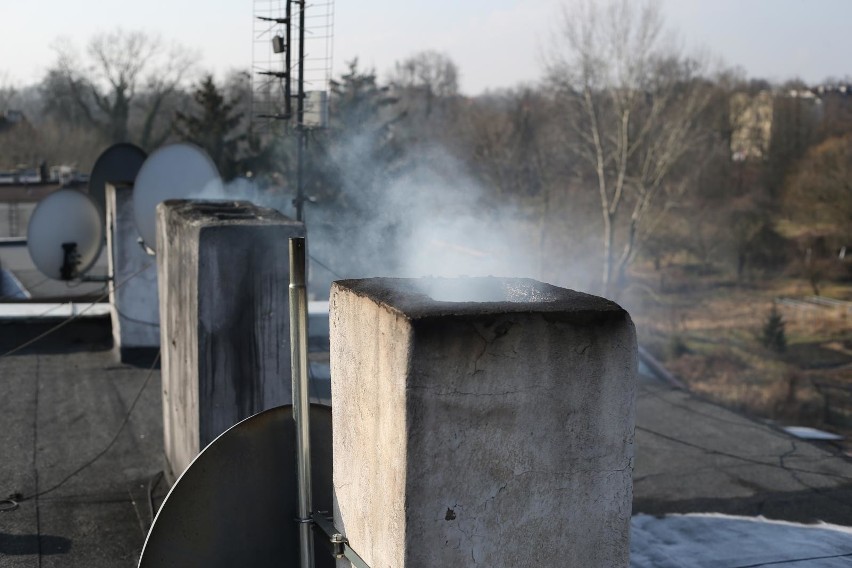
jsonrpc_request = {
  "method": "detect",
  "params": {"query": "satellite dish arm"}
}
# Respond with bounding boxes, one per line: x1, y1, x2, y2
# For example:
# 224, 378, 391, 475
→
60, 242, 80, 280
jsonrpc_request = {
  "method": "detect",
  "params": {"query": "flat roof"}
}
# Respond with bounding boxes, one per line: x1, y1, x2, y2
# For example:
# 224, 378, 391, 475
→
2, 318, 852, 565
634, 382, 852, 524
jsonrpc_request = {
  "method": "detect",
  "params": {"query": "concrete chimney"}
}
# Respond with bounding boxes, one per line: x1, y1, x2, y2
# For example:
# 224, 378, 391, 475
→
106, 182, 159, 363
330, 277, 636, 567
156, 199, 304, 479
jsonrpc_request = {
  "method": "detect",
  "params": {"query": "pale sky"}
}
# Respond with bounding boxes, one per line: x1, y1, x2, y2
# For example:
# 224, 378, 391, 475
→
1, 0, 850, 95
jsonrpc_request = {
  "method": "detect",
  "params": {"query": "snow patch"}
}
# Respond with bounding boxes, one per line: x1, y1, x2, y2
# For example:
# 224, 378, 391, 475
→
631, 513, 852, 567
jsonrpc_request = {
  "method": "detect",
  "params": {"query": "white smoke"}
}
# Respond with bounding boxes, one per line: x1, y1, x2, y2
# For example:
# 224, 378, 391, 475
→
304, 142, 549, 296
204, 138, 599, 300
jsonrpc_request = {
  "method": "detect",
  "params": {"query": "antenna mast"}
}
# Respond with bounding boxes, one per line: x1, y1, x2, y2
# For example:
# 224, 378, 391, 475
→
252, 0, 335, 222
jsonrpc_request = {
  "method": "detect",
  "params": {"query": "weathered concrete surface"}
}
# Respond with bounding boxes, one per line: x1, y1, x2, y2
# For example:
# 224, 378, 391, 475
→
5, 316, 852, 566
106, 183, 160, 362
156, 199, 304, 479
330, 277, 637, 568
0, 319, 163, 567
634, 382, 852, 524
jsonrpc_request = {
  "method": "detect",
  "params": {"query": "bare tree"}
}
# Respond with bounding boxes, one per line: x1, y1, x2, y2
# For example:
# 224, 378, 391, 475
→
783, 133, 852, 240
389, 51, 459, 98
548, 0, 714, 297
0, 73, 17, 110
47, 30, 196, 147
388, 51, 460, 131
459, 90, 548, 202
0, 115, 41, 169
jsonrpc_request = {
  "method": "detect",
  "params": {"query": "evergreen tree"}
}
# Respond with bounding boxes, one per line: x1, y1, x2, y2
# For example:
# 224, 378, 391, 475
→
761, 304, 787, 353
294, 59, 403, 210
175, 75, 245, 179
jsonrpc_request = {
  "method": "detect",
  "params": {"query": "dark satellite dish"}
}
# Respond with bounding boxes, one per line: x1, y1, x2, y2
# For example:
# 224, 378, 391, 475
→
132, 143, 223, 251
27, 189, 104, 280
88, 143, 147, 220
139, 404, 334, 568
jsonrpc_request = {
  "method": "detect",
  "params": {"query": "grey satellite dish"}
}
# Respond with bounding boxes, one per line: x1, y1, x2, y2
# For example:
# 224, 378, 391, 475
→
88, 143, 147, 220
132, 143, 223, 251
27, 189, 104, 280
139, 404, 334, 568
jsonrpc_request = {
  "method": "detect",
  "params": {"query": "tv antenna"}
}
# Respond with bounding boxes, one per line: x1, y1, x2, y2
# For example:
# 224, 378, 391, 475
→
252, 0, 334, 221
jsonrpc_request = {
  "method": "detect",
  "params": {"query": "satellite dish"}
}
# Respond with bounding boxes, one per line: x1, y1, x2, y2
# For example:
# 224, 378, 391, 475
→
27, 189, 104, 280
139, 404, 334, 567
132, 143, 223, 251
88, 143, 147, 220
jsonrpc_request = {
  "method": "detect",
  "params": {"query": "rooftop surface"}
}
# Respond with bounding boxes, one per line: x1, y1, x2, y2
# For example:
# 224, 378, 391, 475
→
1, 319, 852, 565
0, 320, 163, 567
634, 381, 852, 525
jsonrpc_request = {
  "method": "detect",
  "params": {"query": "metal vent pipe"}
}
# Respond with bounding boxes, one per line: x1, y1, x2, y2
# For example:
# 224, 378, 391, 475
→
289, 237, 314, 568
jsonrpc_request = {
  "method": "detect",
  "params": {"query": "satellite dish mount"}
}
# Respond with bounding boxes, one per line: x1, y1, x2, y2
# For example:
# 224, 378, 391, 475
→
60, 242, 80, 280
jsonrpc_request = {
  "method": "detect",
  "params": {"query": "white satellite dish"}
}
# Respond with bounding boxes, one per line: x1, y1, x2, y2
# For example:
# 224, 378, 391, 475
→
27, 189, 104, 280
132, 143, 223, 251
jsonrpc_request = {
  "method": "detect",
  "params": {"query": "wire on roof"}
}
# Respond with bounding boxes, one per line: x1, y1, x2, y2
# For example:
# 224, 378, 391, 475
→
0, 275, 51, 301
309, 253, 342, 279
11, 350, 161, 504
731, 550, 852, 567
637, 425, 852, 483
114, 305, 159, 328
638, 386, 787, 435
0, 263, 154, 359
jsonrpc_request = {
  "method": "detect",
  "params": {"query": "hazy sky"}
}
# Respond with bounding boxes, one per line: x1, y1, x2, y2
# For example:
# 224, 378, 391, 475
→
1, 0, 850, 94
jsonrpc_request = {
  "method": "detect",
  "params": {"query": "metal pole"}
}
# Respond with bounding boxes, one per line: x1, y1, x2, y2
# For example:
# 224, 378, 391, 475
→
289, 237, 314, 568
295, 0, 306, 222
285, 0, 292, 118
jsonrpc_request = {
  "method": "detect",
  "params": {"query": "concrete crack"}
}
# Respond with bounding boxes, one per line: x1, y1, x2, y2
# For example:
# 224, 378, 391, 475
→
471, 325, 489, 375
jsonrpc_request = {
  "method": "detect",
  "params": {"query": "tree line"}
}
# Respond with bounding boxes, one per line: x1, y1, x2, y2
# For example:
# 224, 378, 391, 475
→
1, 0, 850, 298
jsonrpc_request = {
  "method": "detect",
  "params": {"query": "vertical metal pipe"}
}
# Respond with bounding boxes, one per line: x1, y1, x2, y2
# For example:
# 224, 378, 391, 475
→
295, 0, 306, 222
289, 237, 314, 568
284, 0, 292, 118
